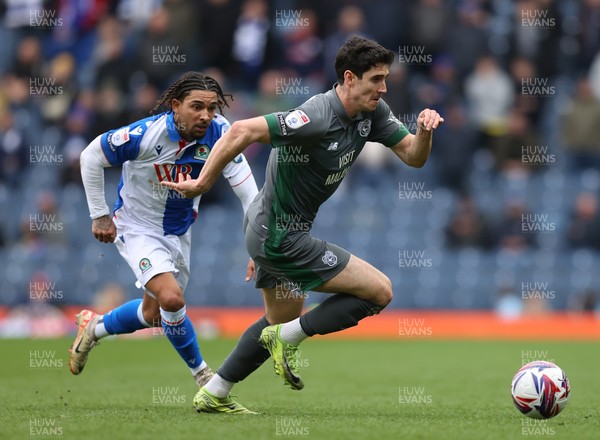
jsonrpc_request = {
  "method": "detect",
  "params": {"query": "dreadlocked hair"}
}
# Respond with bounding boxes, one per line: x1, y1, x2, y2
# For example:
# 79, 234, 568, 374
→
150, 71, 233, 115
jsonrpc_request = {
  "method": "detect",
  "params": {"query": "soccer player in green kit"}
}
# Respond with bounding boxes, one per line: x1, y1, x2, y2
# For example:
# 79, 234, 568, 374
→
163, 36, 444, 413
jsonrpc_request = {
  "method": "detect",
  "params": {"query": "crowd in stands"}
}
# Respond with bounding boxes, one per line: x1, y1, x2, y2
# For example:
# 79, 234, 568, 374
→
1, 0, 600, 319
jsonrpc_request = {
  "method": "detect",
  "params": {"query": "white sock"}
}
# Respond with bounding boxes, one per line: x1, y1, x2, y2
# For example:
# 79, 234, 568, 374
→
204, 374, 234, 398
94, 322, 109, 339
136, 302, 151, 328
190, 360, 207, 376
279, 318, 308, 345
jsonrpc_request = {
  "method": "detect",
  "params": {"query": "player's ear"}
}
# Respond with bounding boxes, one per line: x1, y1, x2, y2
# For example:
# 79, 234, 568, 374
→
171, 98, 181, 113
344, 70, 354, 87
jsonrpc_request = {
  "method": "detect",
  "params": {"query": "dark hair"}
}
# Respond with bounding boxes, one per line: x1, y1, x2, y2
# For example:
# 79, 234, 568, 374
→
334, 36, 395, 83
150, 71, 232, 115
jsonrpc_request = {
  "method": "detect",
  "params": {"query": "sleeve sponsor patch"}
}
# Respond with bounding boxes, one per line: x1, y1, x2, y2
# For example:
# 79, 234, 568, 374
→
284, 110, 310, 129
276, 113, 288, 136
109, 127, 130, 147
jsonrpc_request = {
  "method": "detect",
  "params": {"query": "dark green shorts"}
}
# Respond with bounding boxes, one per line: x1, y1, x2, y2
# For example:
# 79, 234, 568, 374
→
244, 220, 351, 292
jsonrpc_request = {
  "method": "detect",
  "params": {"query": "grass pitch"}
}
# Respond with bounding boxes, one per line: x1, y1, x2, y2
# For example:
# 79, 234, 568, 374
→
1, 337, 598, 440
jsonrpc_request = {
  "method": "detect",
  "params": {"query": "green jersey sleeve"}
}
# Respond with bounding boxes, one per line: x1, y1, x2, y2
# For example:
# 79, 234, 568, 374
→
368, 98, 410, 147
264, 101, 327, 148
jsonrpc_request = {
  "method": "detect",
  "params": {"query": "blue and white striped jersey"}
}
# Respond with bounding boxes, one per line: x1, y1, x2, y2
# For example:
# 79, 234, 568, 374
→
100, 111, 252, 236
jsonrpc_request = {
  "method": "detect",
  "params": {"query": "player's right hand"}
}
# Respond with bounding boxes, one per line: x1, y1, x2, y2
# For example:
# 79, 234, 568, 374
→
160, 173, 204, 198
245, 259, 256, 282
92, 215, 117, 244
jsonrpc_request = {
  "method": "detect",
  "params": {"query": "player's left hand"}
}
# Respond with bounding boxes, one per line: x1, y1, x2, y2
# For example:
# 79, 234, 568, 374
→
245, 259, 256, 282
160, 173, 203, 198
417, 109, 444, 132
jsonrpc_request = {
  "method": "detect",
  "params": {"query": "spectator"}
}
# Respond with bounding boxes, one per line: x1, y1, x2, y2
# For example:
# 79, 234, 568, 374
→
445, 193, 493, 250
33, 191, 66, 246
562, 77, 600, 170
231, 0, 271, 89
380, 60, 411, 118
134, 7, 184, 90
566, 191, 600, 250
464, 55, 514, 151
411, 54, 460, 112
494, 199, 535, 252
89, 84, 128, 138
9, 35, 44, 79
508, 56, 542, 127
93, 16, 134, 95
590, 50, 600, 101
445, 0, 490, 79
40, 52, 79, 126
59, 91, 94, 186
0, 105, 29, 187
127, 82, 160, 122
432, 102, 476, 191
322, 5, 369, 86
576, 0, 600, 73
197, 0, 241, 73
490, 107, 540, 174
510, 0, 562, 80
408, 0, 452, 67
278, 8, 323, 81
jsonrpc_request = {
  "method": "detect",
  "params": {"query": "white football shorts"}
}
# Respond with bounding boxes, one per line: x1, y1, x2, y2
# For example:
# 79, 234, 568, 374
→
113, 212, 191, 296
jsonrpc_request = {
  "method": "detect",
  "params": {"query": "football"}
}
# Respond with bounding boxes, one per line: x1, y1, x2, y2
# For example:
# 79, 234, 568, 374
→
511, 361, 570, 419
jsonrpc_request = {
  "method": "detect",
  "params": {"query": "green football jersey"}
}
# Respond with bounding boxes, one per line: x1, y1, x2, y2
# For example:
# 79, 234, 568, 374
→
247, 85, 410, 246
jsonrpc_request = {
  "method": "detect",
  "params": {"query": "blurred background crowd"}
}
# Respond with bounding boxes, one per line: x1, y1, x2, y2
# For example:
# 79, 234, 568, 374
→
1, 0, 600, 334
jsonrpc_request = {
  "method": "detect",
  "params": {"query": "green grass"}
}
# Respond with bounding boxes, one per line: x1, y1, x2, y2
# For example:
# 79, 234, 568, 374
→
0, 338, 598, 440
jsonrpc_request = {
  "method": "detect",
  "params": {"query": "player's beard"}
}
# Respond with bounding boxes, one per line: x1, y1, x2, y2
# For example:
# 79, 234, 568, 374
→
192, 124, 209, 139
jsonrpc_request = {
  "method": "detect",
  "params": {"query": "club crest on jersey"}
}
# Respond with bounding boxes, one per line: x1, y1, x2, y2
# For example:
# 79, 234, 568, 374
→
194, 144, 210, 160
139, 258, 152, 273
285, 110, 310, 129
357, 119, 371, 137
322, 250, 338, 267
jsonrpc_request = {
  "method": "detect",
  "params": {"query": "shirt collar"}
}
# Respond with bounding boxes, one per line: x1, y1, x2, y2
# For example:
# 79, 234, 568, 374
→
165, 112, 182, 142
165, 111, 210, 145
326, 83, 365, 129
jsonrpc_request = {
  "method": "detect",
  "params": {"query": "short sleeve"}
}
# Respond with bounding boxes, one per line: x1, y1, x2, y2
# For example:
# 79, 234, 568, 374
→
368, 98, 410, 147
264, 103, 327, 148
100, 124, 144, 165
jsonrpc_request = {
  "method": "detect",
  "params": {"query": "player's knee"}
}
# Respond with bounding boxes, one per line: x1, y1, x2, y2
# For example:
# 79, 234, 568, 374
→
159, 290, 185, 312
375, 276, 393, 307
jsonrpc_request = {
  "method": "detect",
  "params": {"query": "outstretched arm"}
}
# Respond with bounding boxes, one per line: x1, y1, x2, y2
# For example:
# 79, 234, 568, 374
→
390, 108, 443, 168
162, 116, 270, 198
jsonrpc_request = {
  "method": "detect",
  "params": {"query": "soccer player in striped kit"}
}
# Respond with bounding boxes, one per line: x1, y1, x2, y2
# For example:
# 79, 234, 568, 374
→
71, 72, 258, 414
